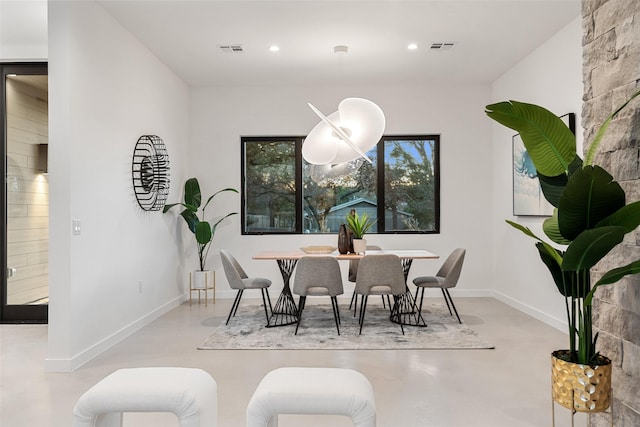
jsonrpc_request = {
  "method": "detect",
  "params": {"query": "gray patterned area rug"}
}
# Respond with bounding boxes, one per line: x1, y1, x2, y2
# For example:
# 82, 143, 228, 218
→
198, 304, 494, 350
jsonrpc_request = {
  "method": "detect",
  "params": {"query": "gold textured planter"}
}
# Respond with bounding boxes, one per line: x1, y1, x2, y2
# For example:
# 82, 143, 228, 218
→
551, 350, 612, 413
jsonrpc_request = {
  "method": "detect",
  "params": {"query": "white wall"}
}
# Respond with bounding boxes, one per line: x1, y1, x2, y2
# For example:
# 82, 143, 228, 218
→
20, 1, 580, 370
189, 83, 495, 298
46, 1, 190, 371
0, 1, 47, 61
490, 17, 583, 331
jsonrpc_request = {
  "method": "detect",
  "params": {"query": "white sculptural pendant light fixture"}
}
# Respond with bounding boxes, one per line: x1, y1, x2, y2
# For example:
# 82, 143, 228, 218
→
303, 97, 386, 165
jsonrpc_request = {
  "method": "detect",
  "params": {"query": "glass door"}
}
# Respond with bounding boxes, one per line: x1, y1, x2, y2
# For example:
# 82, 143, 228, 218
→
1, 63, 48, 323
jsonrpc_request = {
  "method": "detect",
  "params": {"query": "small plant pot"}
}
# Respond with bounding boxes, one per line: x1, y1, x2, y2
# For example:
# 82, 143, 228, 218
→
352, 238, 367, 255
192, 270, 212, 290
551, 350, 612, 413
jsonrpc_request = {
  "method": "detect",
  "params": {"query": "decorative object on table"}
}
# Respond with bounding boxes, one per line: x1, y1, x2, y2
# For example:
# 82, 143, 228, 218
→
337, 224, 350, 254
303, 97, 385, 165
220, 250, 273, 326
131, 135, 170, 211
300, 246, 337, 254
346, 211, 376, 255
199, 303, 493, 350
485, 90, 640, 422
163, 177, 238, 272
412, 248, 466, 324
512, 113, 575, 217
189, 270, 216, 306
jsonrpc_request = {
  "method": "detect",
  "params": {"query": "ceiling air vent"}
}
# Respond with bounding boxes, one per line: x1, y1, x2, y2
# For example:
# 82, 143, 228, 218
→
430, 42, 456, 51
217, 44, 244, 53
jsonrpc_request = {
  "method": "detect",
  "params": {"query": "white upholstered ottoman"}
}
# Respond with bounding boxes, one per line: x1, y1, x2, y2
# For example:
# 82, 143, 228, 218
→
246, 367, 376, 427
72, 367, 217, 427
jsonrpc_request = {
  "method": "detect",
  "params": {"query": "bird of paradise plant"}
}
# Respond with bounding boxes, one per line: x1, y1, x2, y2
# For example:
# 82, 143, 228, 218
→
485, 90, 640, 365
163, 177, 238, 271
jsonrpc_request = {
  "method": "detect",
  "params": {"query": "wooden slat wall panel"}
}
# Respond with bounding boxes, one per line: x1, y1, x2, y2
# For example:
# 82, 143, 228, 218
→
5, 78, 49, 305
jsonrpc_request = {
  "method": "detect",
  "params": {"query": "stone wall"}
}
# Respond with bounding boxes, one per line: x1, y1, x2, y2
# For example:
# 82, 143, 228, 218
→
582, 0, 640, 425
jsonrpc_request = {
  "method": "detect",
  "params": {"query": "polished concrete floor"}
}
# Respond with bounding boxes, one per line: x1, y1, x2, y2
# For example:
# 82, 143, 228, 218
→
1, 297, 588, 426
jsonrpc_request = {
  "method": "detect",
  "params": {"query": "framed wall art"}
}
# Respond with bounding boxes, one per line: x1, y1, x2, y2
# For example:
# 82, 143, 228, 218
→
512, 113, 575, 216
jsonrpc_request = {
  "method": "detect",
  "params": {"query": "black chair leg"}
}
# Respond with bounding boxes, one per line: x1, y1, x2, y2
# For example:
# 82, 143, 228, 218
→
294, 296, 306, 335
385, 295, 392, 313
226, 290, 243, 325
232, 290, 244, 316
334, 296, 341, 324
441, 288, 453, 315
260, 288, 271, 324
265, 288, 274, 315
349, 292, 356, 310
415, 287, 425, 318
444, 289, 462, 323
330, 296, 340, 335
358, 295, 369, 335
381, 295, 386, 309
390, 296, 405, 335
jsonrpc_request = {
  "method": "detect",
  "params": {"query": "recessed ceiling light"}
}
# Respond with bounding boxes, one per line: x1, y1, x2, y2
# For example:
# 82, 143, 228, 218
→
407, 43, 419, 50
269, 45, 280, 52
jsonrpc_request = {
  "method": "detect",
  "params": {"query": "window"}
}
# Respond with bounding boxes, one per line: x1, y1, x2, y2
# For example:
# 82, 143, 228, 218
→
241, 135, 439, 234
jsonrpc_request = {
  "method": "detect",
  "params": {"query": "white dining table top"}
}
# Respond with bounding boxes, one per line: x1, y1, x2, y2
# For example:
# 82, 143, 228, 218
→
252, 249, 439, 260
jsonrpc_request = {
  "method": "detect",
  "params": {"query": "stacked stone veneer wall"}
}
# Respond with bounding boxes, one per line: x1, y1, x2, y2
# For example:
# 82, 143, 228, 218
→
582, 0, 640, 425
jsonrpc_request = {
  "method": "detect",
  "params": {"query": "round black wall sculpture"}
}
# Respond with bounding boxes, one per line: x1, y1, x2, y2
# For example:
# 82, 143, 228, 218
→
132, 135, 170, 211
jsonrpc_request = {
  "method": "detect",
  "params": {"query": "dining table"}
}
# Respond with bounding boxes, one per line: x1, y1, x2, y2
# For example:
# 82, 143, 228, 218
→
252, 249, 439, 328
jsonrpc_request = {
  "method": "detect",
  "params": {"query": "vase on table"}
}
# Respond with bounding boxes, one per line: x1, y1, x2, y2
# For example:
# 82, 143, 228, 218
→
338, 224, 349, 254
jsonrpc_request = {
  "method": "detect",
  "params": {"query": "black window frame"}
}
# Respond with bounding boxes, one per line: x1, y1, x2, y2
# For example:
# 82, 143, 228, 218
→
241, 134, 440, 235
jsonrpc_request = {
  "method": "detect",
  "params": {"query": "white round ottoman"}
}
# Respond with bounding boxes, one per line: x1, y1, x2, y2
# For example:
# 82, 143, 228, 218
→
246, 367, 376, 427
72, 367, 217, 427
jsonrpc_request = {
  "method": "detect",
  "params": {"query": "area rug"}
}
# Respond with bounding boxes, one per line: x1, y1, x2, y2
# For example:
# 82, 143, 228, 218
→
198, 304, 494, 350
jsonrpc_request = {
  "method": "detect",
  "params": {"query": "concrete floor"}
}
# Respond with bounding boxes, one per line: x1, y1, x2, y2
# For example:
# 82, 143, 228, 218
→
1, 297, 589, 426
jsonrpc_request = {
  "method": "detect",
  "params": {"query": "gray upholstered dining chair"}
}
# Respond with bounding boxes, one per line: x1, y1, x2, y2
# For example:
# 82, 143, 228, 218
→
348, 245, 383, 314
292, 256, 344, 335
220, 249, 273, 325
412, 248, 466, 323
354, 254, 406, 335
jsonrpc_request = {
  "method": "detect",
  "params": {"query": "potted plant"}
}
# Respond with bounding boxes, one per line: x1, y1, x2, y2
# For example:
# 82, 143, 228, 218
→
163, 177, 238, 287
346, 210, 376, 254
485, 90, 640, 414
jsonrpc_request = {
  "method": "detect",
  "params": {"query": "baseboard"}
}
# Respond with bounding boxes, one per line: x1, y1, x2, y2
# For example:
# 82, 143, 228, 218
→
492, 290, 567, 333
44, 295, 185, 372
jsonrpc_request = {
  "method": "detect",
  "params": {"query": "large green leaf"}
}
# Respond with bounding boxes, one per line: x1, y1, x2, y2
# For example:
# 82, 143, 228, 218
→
595, 200, 640, 233
558, 166, 625, 240
537, 155, 583, 207
586, 260, 640, 305
542, 210, 571, 245
536, 243, 587, 298
180, 210, 199, 234
485, 101, 576, 176
195, 221, 212, 245
538, 173, 566, 208
184, 177, 202, 208
562, 226, 625, 271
